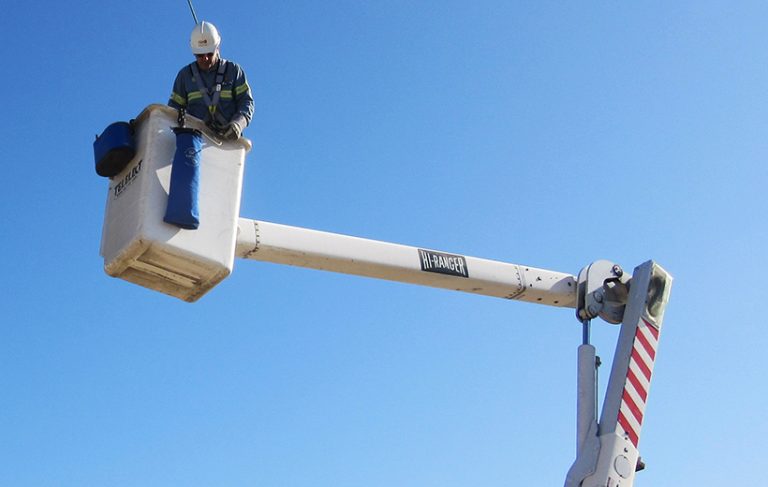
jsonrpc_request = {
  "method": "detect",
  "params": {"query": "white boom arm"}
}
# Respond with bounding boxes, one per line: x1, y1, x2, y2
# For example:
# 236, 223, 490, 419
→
233, 221, 672, 487
235, 218, 577, 308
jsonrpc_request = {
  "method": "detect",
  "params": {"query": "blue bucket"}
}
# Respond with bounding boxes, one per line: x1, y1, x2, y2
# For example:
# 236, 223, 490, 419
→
94, 121, 136, 177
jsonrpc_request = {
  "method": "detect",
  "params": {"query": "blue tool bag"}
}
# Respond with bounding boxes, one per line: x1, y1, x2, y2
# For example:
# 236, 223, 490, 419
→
164, 127, 203, 229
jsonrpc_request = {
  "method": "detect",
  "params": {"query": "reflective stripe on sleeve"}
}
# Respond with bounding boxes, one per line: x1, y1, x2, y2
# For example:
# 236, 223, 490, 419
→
171, 92, 187, 106
235, 82, 250, 96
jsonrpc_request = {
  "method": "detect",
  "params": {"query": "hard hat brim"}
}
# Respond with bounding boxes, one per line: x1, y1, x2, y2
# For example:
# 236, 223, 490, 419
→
191, 46, 218, 55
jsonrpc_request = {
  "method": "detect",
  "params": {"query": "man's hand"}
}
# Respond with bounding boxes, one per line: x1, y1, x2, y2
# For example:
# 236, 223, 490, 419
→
223, 115, 247, 140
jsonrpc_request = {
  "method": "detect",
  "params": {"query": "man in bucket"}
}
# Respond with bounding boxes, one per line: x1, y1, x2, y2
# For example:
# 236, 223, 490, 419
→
164, 21, 253, 229
169, 21, 254, 140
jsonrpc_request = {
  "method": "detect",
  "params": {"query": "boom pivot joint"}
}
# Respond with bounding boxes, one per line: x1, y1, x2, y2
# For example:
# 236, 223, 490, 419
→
576, 260, 630, 324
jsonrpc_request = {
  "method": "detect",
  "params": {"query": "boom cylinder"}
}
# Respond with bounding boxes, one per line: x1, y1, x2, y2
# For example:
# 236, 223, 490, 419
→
576, 343, 597, 452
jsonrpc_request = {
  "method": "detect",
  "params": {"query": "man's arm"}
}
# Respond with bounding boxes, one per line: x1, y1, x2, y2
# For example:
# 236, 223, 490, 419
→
221, 63, 254, 140
168, 68, 187, 110
232, 64, 254, 126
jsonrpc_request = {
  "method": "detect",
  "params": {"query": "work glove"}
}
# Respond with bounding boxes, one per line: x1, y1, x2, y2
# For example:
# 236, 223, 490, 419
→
223, 114, 247, 140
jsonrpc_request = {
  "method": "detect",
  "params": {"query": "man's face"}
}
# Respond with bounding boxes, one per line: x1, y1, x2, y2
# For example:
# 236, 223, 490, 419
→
195, 49, 219, 71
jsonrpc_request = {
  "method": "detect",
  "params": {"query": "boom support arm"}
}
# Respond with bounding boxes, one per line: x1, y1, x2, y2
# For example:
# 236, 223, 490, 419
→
566, 261, 672, 487
235, 218, 578, 308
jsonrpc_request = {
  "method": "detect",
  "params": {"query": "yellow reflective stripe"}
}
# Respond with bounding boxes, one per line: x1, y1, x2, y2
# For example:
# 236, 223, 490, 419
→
235, 82, 249, 96
220, 90, 234, 100
187, 91, 203, 101
171, 93, 186, 106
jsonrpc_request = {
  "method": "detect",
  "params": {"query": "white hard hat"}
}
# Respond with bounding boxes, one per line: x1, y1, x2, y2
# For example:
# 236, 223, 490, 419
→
190, 21, 221, 54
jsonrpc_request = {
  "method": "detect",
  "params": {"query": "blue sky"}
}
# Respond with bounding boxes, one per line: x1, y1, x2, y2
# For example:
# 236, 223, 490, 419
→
2, 1, 767, 485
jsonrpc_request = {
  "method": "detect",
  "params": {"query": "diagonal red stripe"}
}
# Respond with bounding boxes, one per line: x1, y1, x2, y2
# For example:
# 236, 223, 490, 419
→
626, 367, 648, 402
618, 411, 639, 448
622, 389, 644, 425
642, 317, 660, 340
636, 326, 657, 361
631, 347, 652, 382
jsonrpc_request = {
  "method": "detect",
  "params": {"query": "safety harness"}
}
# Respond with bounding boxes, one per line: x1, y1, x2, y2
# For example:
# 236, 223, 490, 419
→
190, 60, 229, 130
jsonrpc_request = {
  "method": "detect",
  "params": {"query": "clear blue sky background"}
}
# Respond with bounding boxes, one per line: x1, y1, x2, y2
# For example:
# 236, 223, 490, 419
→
1, 2, 766, 485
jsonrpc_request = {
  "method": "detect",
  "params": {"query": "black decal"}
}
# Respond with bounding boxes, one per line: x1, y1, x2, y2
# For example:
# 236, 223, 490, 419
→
418, 249, 469, 278
112, 159, 143, 199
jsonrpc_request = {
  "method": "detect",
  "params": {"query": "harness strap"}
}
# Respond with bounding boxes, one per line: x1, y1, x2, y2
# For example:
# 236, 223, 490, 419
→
190, 60, 229, 127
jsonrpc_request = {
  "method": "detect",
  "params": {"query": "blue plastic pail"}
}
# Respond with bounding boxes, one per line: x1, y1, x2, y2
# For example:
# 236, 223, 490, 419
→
94, 121, 136, 177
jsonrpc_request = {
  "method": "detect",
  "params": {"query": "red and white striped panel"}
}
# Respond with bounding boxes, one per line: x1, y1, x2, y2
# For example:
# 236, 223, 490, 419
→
617, 317, 660, 448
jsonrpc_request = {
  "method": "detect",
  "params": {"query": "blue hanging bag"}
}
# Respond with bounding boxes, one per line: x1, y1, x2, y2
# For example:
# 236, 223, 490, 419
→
164, 127, 203, 229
